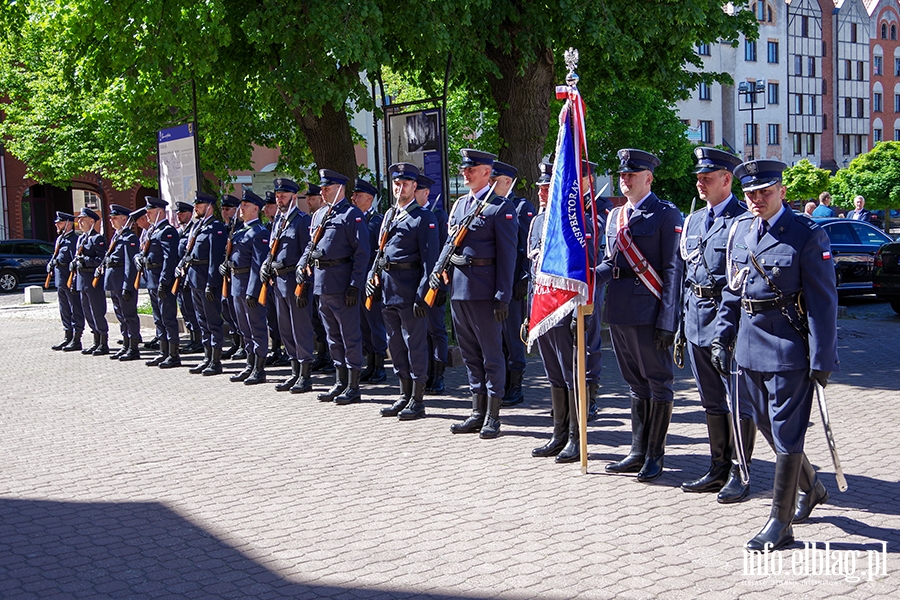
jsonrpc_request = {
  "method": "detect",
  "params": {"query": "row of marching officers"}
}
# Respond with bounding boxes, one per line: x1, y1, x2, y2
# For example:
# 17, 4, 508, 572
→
47, 145, 838, 552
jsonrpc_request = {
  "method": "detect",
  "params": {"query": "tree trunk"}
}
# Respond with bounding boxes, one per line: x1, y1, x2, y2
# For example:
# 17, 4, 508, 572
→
291, 102, 359, 184
486, 46, 556, 204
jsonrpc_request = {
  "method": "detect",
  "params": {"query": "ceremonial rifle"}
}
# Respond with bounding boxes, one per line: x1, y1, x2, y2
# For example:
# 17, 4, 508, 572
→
45, 234, 63, 289
67, 236, 85, 290
294, 185, 343, 298
93, 215, 134, 288
133, 223, 155, 290
424, 181, 498, 307
258, 210, 291, 305
171, 217, 201, 295
221, 217, 239, 298
364, 204, 399, 311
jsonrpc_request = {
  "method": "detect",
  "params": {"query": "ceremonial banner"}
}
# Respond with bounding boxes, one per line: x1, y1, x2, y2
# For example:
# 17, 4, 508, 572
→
526, 85, 593, 347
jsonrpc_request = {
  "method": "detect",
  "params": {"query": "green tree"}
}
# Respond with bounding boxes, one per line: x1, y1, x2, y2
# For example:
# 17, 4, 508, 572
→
782, 159, 832, 203
831, 141, 900, 229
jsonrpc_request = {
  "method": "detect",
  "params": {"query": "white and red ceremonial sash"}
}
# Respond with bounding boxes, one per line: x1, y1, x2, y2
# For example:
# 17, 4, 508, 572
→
614, 206, 663, 300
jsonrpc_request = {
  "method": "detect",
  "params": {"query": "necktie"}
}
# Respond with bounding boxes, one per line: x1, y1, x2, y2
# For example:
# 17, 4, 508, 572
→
758, 220, 768, 242
705, 209, 715, 232
626, 206, 634, 221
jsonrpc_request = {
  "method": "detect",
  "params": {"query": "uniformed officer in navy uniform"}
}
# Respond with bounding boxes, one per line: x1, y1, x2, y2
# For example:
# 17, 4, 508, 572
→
441, 149, 518, 438
712, 159, 839, 551
678, 147, 757, 503
102, 204, 141, 361
304, 184, 335, 374
491, 161, 535, 408
260, 177, 315, 394
139, 197, 182, 368
72, 207, 109, 356
262, 190, 288, 367
49, 212, 85, 352
415, 174, 449, 394
175, 201, 202, 354
599, 149, 684, 481
223, 190, 270, 385
352, 177, 389, 384
298, 169, 370, 405
184, 191, 228, 376
529, 162, 580, 462
372, 163, 439, 420
219, 195, 244, 360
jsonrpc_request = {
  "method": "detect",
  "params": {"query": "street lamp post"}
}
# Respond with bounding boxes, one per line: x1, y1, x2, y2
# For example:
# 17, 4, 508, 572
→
738, 80, 766, 161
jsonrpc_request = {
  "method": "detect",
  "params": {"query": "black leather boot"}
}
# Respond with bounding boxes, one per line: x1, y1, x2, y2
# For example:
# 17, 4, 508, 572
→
244, 354, 266, 385
718, 417, 757, 504
430, 361, 445, 395
368, 353, 387, 383
181, 328, 203, 354
359, 353, 375, 382
381, 378, 413, 417
335, 369, 362, 404
53, 330, 74, 351
202, 347, 223, 376
606, 396, 650, 473
232, 337, 248, 361
290, 362, 313, 393
532, 387, 569, 457
794, 453, 829, 523
450, 394, 486, 434
62, 332, 83, 352
159, 342, 181, 368
425, 360, 435, 391
318, 367, 347, 402
145, 340, 168, 367
501, 370, 525, 407
746, 452, 803, 552
682, 413, 733, 493
190, 346, 212, 374
82, 332, 100, 355
310, 341, 333, 373
230, 355, 254, 382
399, 381, 427, 420
479, 395, 502, 439
276, 359, 301, 391
143, 335, 160, 350
637, 400, 673, 482
119, 337, 141, 362
221, 333, 240, 359
556, 389, 581, 463
587, 382, 599, 421
111, 336, 129, 359
91, 333, 110, 356
266, 340, 283, 366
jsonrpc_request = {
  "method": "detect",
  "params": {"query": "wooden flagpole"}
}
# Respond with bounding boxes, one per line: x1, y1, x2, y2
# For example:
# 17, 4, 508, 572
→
577, 303, 592, 474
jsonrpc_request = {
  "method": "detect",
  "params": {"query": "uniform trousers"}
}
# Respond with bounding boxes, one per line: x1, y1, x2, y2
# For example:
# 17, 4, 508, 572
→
537, 318, 575, 389
148, 288, 178, 343
191, 287, 225, 348
80, 284, 108, 335
585, 282, 607, 383
233, 294, 268, 358
178, 285, 199, 333
609, 323, 674, 402
221, 296, 237, 333
451, 299, 506, 398
58, 285, 84, 334
426, 304, 448, 363
318, 292, 363, 370
266, 288, 280, 343
360, 296, 388, 355
383, 303, 427, 382
274, 283, 313, 363
741, 367, 813, 454
501, 297, 527, 372
110, 290, 140, 340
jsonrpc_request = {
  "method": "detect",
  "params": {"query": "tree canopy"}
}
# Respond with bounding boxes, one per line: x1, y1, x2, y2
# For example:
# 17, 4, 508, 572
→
782, 159, 832, 203
830, 142, 900, 212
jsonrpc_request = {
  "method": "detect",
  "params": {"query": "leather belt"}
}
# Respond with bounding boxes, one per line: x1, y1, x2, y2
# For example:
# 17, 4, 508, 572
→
688, 281, 722, 299
314, 257, 351, 268
384, 260, 421, 272
231, 266, 250, 275
188, 260, 209, 266
106, 262, 123, 268
76, 267, 93, 272
611, 266, 636, 279
145, 262, 162, 270
449, 255, 495, 267
275, 263, 297, 276
741, 293, 799, 316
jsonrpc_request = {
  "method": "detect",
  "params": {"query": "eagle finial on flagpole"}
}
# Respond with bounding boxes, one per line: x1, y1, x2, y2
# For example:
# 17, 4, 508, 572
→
564, 47, 579, 87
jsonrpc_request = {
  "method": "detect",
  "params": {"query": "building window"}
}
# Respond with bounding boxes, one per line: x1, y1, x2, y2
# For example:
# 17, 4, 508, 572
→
767, 124, 780, 145
856, 135, 864, 154
793, 133, 802, 154
795, 94, 803, 115
896, 58, 900, 77
697, 43, 711, 56
874, 92, 883, 112
802, 16, 809, 37
895, 129, 900, 141
794, 55, 803, 76
808, 57, 816, 77
699, 120, 712, 144
851, 23, 857, 43
883, 23, 888, 39
844, 97, 853, 117
808, 95, 817, 115
767, 82, 779, 104
874, 128, 883, 142
745, 123, 759, 146
745, 40, 757, 62
875, 56, 883, 76
893, 24, 898, 40
822, 79, 827, 95
857, 61, 865, 80
845, 60, 852, 79
895, 94, 900, 113
698, 82, 711, 101
823, 113, 828, 130
822, 41, 827, 57
843, 135, 851, 155
806, 134, 816, 155
858, 98, 865, 117
767, 40, 779, 63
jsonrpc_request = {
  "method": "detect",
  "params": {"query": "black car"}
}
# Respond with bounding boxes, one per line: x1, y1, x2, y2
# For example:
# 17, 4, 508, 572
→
813, 218, 894, 295
0, 239, 56, 293
873, 241, 900, 314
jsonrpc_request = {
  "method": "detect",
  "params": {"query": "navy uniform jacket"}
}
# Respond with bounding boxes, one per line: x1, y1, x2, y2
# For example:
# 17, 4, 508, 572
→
431, 203, 449, 247
178, 222, 194, 259
302, 198, 370, 295
447, 191, 518, 303
229, 219, 269, 299
144, 220, 180, 291
74, 232, 107, 292
271, 208, 312, 296
53, 230, 79, 289
597, 193, 683, 332
681, 195, 746, 347
715, 208, 840, 373
103, 229, 139, 293
186, 216, 227, 291
374, 203, 439, 306
511, 196, 536, 289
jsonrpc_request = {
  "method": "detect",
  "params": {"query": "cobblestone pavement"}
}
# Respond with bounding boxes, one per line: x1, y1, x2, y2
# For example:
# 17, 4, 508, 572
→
0, 290, 897, 599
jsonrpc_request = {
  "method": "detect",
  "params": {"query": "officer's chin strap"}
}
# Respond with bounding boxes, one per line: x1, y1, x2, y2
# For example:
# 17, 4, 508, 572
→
727, 355, 750, 486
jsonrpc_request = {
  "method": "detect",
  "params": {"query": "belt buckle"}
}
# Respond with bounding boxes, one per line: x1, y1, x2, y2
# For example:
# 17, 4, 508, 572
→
742, 298, 755, 316
313, 258, 321, 269
612, 266, 620, 279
